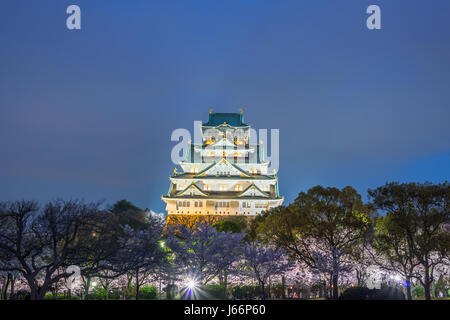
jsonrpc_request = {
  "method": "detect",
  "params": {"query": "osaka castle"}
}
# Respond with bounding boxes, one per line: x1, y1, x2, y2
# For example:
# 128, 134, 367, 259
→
162, 109, 283, 221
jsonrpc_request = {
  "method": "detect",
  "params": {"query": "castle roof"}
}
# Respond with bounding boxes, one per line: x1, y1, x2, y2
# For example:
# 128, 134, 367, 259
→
170, 172, 277, 181
203, 112, 249, 127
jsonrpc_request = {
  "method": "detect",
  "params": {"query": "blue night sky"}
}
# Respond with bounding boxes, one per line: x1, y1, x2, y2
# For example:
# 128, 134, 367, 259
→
1, 1, 450, 212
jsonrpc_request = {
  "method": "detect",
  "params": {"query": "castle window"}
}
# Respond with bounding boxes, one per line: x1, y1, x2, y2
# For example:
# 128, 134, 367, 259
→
178, 200, 190, 207
215, 201, 230, 208
194, 201, 203, 207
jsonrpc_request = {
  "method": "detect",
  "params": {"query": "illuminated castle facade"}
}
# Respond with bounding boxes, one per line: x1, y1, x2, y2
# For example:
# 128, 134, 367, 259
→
162, 110, 283, 217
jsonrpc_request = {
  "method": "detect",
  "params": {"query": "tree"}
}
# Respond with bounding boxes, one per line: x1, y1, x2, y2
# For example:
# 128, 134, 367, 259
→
0, 200, 119, 299
117, 215, 166, 300
167, 223, 244, 287
0, 272, 16, 300
213, 216, 248, 234
257, 186, 372, 299
350, 243, 374, 288
370, 214, 421, 300
238, 242, 294, 300
369, 182, 450, 300
110, 199, 147, 230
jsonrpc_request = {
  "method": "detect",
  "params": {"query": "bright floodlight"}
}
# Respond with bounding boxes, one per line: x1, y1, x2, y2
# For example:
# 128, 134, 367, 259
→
182, 276, 206, 299
186, 278, 197, 290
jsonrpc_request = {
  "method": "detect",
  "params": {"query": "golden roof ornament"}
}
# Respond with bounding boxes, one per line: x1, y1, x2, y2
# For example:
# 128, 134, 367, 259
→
240, 108, 243, 114
209, 108, 213, 114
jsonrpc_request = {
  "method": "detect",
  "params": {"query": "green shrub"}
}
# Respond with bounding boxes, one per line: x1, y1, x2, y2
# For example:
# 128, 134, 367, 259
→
139, 285, 158, 299
87, 286, 120, 300
204, 284, 227, 300
412, 285, 425, 298
44, 292, 80, 300
10, 290, 29, 300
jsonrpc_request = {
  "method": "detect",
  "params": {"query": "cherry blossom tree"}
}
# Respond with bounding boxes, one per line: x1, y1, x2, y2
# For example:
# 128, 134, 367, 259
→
0, 200, 119, 299
369, 182, 450, 300
117, 219, 166, 299
167, 223, 245, 286
256, 186, 372, 299
238, 242, 294, 299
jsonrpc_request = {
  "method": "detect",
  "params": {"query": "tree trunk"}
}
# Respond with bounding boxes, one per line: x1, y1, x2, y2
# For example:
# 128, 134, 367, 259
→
332, 273, 339, 300
27, 276, 39, 300
261, 282, 265, 300
37, 281, 52, 300
1, 275, 10, 300
30, 285, 47, 300
127, 274, 133, 298
10, 276, 15, 297
159, 275, 162, 300
268, 277, 271, 299
405, 276, 412, 300
224, 272, 228, 298
135, 270, 140, 300
424, 266, 432, 300
84, 276, 91, 300
29, 287, 37, 300
103, 281, 110, 300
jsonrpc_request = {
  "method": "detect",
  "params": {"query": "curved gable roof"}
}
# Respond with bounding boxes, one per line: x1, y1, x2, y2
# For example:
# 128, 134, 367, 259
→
203, 112, 249, 127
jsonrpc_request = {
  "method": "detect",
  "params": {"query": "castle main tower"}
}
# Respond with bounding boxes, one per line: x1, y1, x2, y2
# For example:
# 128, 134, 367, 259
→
162, 110, 283, 220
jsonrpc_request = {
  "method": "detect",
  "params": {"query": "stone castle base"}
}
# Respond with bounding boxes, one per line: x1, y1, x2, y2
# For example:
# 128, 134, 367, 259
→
164, 214, 253, 229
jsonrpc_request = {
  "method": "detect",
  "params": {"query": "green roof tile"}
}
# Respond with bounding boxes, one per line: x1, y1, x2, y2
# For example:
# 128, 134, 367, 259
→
203, 112, 248, 127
